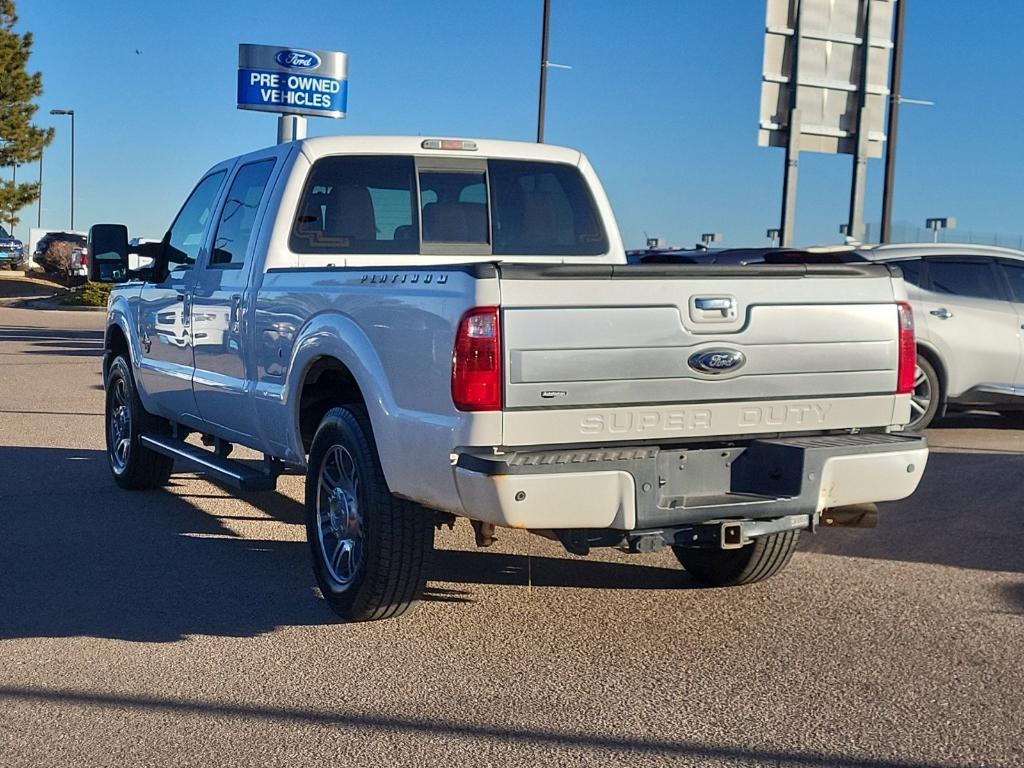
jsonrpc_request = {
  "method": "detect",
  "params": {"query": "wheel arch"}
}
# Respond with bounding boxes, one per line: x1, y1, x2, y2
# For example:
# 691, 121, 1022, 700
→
296, 355, 368, 454
916, 342, 948, 415
103, 314, 134, 385
281, 312, 395, 466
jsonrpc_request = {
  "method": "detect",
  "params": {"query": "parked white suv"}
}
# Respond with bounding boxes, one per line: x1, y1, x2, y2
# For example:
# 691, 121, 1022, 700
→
859, 243, 1024, 429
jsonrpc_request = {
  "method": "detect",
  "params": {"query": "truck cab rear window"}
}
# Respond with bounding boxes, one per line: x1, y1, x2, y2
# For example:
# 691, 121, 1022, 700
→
291, 156, 608, 257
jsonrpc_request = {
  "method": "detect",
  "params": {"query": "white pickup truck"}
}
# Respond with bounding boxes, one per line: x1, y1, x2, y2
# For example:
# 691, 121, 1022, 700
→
95, 136, 927, 622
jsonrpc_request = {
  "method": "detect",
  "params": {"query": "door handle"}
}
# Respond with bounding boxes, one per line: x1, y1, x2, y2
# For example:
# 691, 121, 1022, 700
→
230, 294, 242, 334
929, 308, 953, 319
175, 291, 186, 302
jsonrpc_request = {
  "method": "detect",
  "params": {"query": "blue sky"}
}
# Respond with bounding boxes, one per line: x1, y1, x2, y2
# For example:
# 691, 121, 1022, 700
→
12, 0, 1024, 249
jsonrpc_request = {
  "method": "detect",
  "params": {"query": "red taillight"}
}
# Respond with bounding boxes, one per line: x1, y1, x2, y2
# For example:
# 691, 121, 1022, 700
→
452, 306, 502, 411
896, 301, 916, 395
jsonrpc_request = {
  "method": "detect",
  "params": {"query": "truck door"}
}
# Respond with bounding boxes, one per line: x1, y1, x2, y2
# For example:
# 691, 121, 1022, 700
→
137, 169, 229, 422
190, 156, 279, 442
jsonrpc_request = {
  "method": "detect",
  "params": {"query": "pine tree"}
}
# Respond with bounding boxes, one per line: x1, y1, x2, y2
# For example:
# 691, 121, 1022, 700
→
0, 0, 53, 229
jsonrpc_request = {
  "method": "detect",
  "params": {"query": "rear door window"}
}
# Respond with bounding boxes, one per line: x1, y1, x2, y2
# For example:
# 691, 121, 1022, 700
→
893, 258, 922, 286
925, 259, 1003, 300
290, 156, 418, 254
210, 159, 275, 268
998, 261, 1024, 302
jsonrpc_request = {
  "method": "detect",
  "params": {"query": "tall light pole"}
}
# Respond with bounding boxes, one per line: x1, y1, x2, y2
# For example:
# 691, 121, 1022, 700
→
536, 0, 551, 143
535, 1, 572, 143
50, 109, 75, 229
880, 0, 907, 243
37, 146, 43, 228
9, 163, 15, 233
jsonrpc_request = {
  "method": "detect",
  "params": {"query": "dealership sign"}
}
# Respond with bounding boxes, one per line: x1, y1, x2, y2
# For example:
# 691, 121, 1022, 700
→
237, 44, 348, 119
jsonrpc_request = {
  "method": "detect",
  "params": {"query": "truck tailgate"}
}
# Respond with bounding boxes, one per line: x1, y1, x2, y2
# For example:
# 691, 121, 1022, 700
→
497, 263, 906, 445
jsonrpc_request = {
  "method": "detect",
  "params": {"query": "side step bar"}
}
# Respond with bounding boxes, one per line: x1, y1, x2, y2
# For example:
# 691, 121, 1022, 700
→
139, 433, 279, 491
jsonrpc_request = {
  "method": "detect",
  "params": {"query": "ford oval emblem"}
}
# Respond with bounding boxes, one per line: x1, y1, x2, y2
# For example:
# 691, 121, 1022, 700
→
275, 49, 321, 70
688, 349, 746, 375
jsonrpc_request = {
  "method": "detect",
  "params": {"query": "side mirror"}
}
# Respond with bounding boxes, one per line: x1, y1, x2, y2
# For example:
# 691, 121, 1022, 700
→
87, 224, 130, 283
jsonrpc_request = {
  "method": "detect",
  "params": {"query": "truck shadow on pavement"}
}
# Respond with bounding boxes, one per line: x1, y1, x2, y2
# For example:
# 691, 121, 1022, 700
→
800, 451, 1024, 578
4, 442, 1022, 644
0, 446, 333, 642
0, 446, 690, 642
432, 549, 687, 591
0, 325, 105, 357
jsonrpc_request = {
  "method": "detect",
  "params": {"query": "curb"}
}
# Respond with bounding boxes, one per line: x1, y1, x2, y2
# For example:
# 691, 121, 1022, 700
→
4, 295, 107, 312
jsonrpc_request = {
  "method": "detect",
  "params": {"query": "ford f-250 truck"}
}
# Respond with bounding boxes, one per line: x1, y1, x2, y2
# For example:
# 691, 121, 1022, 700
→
94, 136, 927, 622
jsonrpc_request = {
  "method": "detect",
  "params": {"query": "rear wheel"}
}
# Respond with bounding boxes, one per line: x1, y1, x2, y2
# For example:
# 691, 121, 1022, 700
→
105, 355, 173, 489
305, 406, 434, 622
672, 530, 800, 587
907, 355, 940, 431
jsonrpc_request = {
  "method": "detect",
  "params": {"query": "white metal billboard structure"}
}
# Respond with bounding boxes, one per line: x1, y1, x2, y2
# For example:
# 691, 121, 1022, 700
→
759, 0, 897, 245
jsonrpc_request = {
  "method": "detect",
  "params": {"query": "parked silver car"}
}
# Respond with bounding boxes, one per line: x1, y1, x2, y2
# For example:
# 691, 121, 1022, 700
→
859, 243, 1024, 430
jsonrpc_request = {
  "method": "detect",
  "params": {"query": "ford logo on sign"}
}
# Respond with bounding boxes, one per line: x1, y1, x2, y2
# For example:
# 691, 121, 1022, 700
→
275, 49, 321, 70
688, 349, 746, 375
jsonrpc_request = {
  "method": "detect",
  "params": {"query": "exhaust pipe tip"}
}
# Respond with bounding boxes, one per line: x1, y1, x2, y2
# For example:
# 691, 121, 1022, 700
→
821, 503, 879, 529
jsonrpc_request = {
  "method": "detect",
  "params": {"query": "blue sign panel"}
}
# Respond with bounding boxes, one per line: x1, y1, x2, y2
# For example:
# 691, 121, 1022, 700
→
237, 44, 348, 119
237, 70, 348, 115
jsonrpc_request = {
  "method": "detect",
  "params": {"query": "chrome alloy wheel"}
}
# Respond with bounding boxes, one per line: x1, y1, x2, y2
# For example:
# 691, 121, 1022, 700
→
315, 444, 364, 587
108, 375, 133, 474
909, 365, 932, 423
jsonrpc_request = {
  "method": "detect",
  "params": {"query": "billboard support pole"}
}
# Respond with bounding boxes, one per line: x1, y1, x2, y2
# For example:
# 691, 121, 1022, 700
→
779, 0, 803, 247
880, 0, 906, 243
847, 0, 874, 242
780, 109, 801, 247
277, 114, 307, 144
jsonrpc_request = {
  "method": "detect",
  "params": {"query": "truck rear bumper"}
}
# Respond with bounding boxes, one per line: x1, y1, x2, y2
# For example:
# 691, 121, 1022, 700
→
453, 432, 927, 531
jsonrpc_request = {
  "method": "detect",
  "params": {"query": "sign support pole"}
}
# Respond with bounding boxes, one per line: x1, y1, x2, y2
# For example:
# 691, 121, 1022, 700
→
847, 0, 874, 242
779, 0, 803, 247
277, 114, 307, 144
780, 109, 800, 247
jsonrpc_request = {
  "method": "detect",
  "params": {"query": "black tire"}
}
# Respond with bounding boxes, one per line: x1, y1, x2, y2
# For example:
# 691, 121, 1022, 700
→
672, 530, 800, 587
907, 354, 940, 431
305, 406, 434, 622
105, 355, 174, 490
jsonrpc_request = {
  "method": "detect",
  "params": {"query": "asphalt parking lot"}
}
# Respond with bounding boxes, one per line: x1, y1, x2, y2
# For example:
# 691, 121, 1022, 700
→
0, 305, 1021, 768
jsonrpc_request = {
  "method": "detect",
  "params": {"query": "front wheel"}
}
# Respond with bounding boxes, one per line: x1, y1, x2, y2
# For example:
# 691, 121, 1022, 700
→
672, 530, 800, 587
305, 406, 434, 622
105, 355, 173, 489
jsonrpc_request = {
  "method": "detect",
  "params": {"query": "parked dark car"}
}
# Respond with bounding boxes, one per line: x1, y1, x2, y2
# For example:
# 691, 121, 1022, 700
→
33, 231, 88, 275
33, 230, 86, 259
0, 224, 24, 269
625, 246, 862, 265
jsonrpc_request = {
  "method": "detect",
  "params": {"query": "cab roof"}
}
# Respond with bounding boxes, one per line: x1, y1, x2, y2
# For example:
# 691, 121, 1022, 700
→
296, 135, 584, 165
